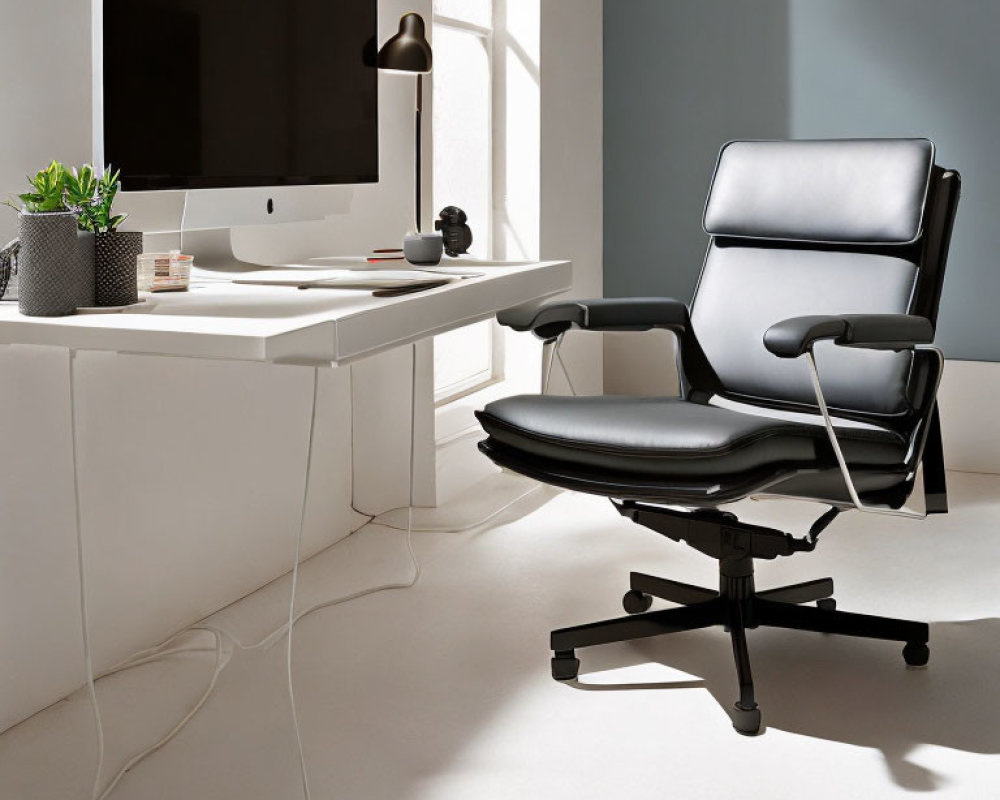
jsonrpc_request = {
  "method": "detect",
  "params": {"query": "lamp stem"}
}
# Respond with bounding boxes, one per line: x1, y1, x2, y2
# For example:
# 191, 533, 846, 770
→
415, 74, 423, 233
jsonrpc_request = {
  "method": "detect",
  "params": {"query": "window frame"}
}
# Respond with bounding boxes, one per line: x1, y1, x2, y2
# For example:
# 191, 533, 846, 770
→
432, 3, 504, 407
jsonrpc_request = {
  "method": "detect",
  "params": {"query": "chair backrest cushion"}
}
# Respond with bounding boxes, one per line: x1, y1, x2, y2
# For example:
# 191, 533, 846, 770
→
703, 139, 934, 244
692, 139, 936, 416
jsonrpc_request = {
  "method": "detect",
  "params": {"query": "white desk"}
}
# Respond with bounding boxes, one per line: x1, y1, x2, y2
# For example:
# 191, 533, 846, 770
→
0, 260, 570, 363
0, 259, 571, 734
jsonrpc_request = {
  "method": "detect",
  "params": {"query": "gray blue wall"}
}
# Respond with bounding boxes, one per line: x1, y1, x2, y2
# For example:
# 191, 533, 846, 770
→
603, 0, 788, 301
605, 0, 1000, 361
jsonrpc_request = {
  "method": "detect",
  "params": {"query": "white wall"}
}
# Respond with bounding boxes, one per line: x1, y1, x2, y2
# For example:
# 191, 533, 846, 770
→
494, 0, 541, 265
937, 361, 1000, 475
540, 0, 604, 395
0, 1, 93, 245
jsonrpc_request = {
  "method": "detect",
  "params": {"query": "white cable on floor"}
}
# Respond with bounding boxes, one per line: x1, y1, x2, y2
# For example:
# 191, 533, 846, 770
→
99, 640, 219, 677
67, 350, 106, 800
372, 483, 543, 534
93, 630, 225, 800
195, 527, 422, 654
287, 367, 320, 800
81, 527, 420, 799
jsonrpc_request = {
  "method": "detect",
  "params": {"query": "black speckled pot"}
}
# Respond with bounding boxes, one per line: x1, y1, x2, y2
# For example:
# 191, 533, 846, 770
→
95, 230, 143, 306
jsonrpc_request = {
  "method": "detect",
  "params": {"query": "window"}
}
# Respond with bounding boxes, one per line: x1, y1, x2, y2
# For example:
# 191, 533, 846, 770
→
432, 0, 498, 404
432, 1, 493, 257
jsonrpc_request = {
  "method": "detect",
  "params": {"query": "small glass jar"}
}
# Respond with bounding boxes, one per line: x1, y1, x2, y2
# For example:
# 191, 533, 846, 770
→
136, 252, 161, 292
158, 253, 193, 291
137, 252, 193, 292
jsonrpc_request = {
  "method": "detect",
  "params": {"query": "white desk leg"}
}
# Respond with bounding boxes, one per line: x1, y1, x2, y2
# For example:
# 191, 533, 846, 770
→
352, 340, 435, 514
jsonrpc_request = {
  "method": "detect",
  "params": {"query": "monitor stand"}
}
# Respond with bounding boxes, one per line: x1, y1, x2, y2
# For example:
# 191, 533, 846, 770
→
144, 223, 376, 277
182, 228, 269, 275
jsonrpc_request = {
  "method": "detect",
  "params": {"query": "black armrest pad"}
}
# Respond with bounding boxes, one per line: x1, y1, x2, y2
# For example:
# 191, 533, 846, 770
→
497, 297, 689, 340
764, 314, 935, 358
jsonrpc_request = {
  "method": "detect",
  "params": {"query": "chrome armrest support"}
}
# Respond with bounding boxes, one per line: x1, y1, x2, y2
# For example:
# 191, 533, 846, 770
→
804, 350, 936, 520
542, 332, 579, 396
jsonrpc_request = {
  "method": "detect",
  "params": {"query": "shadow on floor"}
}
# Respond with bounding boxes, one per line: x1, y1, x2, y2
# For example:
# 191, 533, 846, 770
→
569, 616, 1000, 791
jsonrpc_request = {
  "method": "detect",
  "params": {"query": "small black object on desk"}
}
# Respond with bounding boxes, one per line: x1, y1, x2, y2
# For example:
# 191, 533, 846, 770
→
435, 206, 473, 257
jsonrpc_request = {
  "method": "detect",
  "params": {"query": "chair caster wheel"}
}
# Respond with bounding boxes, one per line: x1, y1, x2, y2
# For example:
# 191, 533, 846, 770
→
817, 598, 837, 611
552, 651, 580, 681
903, 642, 929, 667
732, 703, 762, 736
622, 589, 653, 615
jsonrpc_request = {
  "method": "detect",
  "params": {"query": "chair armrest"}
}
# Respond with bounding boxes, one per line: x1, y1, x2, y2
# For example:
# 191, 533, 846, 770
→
763, 314, 935, 358
497, 297, 690, 340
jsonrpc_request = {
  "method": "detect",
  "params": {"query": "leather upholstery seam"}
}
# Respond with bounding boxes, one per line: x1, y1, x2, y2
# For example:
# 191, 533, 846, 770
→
477, 411, 904, 461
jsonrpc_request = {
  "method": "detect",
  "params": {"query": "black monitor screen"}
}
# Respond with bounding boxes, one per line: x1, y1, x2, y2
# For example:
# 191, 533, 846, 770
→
103, 0, 378, 190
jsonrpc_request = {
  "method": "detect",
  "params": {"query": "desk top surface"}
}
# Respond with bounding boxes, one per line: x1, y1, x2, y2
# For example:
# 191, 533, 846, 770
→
0, 259, 571, 365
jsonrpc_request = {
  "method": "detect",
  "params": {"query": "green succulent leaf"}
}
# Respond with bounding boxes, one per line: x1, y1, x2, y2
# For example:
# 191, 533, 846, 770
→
9, 160, 127, 225
17, 160, 70, 213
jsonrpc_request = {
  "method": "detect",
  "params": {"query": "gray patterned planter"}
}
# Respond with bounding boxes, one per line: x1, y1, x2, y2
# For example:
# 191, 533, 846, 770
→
95, 230, 142, 306
17, 211, 95, 316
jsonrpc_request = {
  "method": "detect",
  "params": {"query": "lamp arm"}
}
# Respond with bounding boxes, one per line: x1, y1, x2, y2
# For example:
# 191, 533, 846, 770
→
415, 74, 423, 233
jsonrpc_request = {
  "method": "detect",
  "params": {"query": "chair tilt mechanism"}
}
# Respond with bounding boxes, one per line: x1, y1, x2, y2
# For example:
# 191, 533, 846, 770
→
476, 139, 961, 735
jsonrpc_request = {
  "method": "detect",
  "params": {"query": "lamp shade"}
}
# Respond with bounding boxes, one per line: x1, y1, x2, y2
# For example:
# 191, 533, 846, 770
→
377, 13, 432, 73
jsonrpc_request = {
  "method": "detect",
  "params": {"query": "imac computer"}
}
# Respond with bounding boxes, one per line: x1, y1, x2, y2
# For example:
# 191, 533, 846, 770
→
93, 0, 378, 269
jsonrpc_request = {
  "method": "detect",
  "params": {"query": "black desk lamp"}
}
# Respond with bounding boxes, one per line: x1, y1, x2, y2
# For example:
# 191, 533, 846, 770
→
378, 13, 433, 233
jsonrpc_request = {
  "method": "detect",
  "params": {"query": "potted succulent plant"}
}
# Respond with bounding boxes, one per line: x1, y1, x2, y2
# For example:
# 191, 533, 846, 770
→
66, 165, 141, 306
4, 160, 96, 316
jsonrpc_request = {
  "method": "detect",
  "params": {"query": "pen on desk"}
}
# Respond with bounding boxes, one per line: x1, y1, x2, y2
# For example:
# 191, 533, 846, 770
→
372, 280, 449, 297
294, 279, 449, 294
372, 248, 404, 254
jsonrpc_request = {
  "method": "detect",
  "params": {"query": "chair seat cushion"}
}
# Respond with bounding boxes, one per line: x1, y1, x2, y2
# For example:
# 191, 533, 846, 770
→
476, 396, 907, 478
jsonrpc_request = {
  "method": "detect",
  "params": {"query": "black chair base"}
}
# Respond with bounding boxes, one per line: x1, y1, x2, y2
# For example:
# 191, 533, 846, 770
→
550, 561, 929, 735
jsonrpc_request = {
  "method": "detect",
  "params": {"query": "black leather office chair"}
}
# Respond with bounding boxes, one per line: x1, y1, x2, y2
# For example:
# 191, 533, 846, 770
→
476, 139, 960, 734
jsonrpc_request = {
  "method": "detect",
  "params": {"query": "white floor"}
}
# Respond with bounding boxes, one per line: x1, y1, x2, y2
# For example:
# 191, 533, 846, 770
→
3, 471, 1000, 799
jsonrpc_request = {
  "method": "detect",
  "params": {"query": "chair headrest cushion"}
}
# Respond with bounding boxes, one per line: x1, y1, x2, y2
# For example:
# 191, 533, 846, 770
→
703, 139, 934, 245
